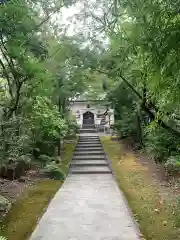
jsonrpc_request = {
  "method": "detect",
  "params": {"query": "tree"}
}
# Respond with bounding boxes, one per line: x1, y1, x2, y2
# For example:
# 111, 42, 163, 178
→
0, 0, 81, 163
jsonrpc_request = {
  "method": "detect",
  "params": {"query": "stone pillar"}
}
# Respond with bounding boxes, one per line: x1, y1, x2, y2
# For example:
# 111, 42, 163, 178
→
110, 109, 114, 125
79, 110, 83, 128
94, 112, 97, 126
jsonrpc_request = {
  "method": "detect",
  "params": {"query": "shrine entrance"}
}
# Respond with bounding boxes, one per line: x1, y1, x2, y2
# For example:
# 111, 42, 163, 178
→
83, 111, 94, 125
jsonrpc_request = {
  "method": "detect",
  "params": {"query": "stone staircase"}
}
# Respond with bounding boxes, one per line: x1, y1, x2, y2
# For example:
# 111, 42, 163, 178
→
80, 124, 96, 134
69, 135, 111, 174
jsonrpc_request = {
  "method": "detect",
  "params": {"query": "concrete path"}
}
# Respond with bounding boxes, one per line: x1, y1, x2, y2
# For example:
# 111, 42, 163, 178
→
30, 174, 140, 240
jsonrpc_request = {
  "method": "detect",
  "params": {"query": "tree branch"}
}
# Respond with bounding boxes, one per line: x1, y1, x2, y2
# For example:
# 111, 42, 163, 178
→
0, 57, 13, 97
7, 81, 23, 118
119, 73, 142, 99
0, 33, 17, 82
119, 74, 180, 137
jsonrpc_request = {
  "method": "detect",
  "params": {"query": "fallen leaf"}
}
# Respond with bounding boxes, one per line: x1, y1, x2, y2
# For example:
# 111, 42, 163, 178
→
154, 208, 160, 213
163, 221, 167, 226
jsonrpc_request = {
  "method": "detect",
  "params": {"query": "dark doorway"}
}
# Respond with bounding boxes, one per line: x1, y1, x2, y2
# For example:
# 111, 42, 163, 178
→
83, 111, 94, 124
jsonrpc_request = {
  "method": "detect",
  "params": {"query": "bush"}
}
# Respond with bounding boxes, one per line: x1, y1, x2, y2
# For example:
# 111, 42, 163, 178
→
38, 154, 53, 167
0, 195, 11, 220
165, 155, 180, 175
0, 162, 25, 180
27, 97, 68, 157
0, 237, 7, 240
52, 156, 61, 164
43, 162, 65, 180
0, 155, 32, 180
0, 117, 32, 166
17, 154, 32, 171
66, 120, 79, 138
173, 197, 180, 228
113, 115, 137, 139
0, 165, 7, 178
144, 126, 179, 163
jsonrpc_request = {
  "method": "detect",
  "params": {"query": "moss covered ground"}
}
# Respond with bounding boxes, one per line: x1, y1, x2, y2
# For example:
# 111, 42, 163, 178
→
101, 136, 180, 240
0, 140, 76, 240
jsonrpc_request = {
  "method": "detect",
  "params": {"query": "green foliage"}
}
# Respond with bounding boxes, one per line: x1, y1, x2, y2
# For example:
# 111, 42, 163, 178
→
38, 154, 52, 167
4, 0, 180, 174
0, 195, 11, 220
0, 236, 7, 240
44, 162, 65, 180
17, 155, 32, 171
66, 119, 79, 137
26, 96, 69, 156
82, 0, 180, 166
28, 97, 68, 140
144, 126, 180, 162
113, 114, 137, 139
18, 155, 31, 164
173, 197, 180, 229
165, 156, 180, 175
0, 117, 32, 164
52, 156, 61, 164
0, 0, 89, 171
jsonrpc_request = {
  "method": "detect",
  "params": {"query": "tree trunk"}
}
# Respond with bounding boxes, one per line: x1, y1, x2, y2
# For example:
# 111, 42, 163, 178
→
136, 110, 143, 148
119, 74, 180, 138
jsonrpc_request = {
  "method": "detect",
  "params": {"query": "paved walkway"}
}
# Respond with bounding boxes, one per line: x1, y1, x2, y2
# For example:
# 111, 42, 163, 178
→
30, 174, 140, 240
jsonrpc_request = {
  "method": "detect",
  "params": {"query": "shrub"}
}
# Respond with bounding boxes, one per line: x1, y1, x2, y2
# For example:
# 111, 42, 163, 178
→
27, 97, 68, 157
164, 155, 180, 175
144, 126, 179, 163
0, 155, 32, 180
0, 237, 7, 240
38, 154, 52, 167
43, 162, 65, 180
113, 120, 121, 132
1, 118, 33, 161
173, 197, 180, 228
0, 195, 11, 220
17, 155, 32, 171
113, 115, 137, 139
66, 120, 79, 138
0, 165, 7, 178
52, 156, 61, 164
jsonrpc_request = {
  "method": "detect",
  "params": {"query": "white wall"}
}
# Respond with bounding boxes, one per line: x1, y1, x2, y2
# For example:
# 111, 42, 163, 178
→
69, 101, 114, 127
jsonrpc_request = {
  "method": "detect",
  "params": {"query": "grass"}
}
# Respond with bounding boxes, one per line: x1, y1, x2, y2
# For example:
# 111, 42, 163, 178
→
101, 136, 180, 240
0, 180, 61, 240
61, 139, 77, 175
0, 140, 77, 240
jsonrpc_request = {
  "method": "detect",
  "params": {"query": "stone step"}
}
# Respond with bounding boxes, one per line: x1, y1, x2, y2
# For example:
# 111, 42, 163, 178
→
82, 124, 95, 129
80, 129, 96, 133
79, 135, 98, 138
78, 141, 101, 145
79, 138, 100, 141
71, 160, 108, 166
75, 147, 103, 151
79, 136, 99, 138
69, 166, 111, 174
78, 142, 101, 145
76, 144, 102, 148
72, 155, 106, 160
78, 141, 100, 143
74, 151, 105, 156
77, 142, 100, 145
78, 140, 100, 144
78, 142, 100, 144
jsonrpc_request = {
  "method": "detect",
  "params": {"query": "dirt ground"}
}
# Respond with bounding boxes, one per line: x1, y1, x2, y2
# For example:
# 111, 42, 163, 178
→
0, 170, 40, 203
